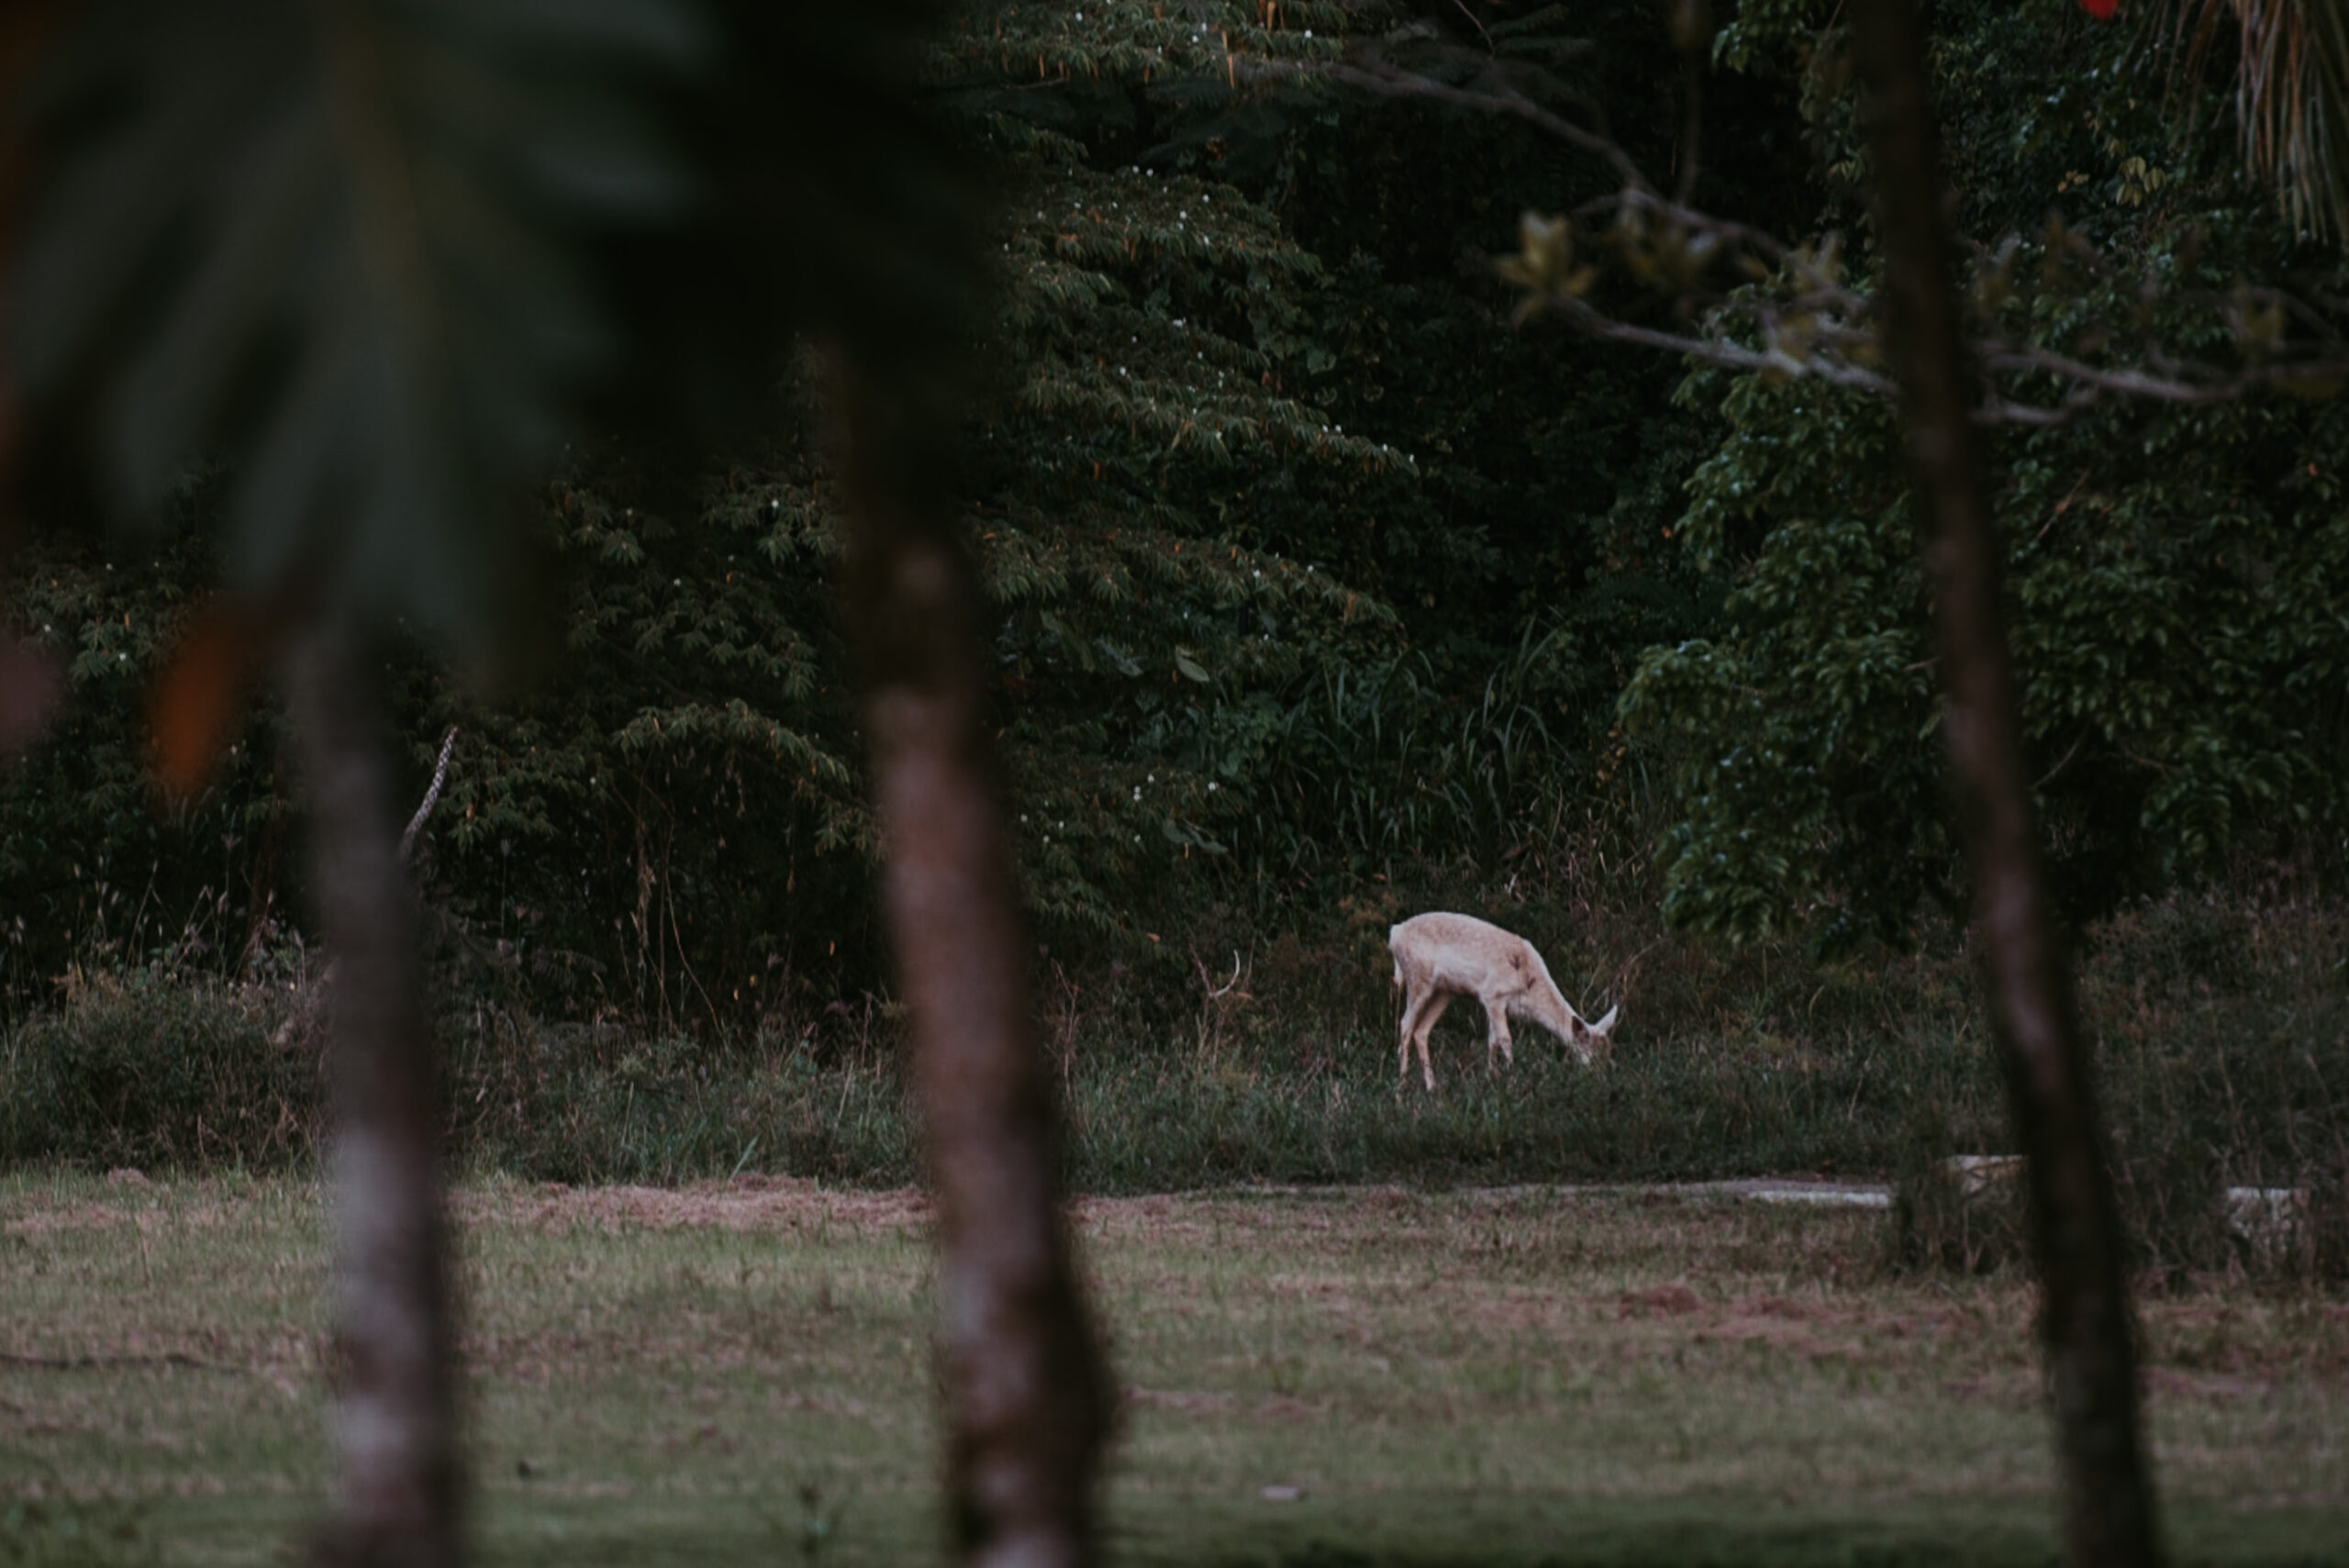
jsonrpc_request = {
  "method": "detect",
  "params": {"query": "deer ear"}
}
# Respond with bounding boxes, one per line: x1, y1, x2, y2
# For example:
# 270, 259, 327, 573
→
1588, 1006, 1619, 1039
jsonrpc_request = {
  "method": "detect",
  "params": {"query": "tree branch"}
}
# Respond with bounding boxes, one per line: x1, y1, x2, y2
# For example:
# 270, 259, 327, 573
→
399, 726, 459, 863
1288, 31, 2349, 427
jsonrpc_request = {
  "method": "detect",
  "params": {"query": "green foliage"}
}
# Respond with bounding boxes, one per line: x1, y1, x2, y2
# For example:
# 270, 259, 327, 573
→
0, 2, 1769, 1018
1622, 370, 1959, 947
1624, 0, 2349, 949
402, 448, 880, 1021
0, 484, 296, 1011
949, 4, 1433, 928
1198, 626, 1596, 881
6, 0, 1008, 1024
395, 0, 1708, 971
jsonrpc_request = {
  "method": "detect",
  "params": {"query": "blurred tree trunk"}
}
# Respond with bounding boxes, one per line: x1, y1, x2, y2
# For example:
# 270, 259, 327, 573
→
287, 627, 463, 1568
1850, 2, 2162, 1564
0, 8, 58, 760
833, 360, 1112, 1568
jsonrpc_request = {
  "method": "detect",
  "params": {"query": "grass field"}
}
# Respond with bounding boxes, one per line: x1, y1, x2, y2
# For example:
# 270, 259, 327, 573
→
4, 1170, 2345, 1566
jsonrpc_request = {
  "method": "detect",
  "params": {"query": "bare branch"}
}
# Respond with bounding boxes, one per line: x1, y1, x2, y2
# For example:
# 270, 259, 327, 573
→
1305, 55, 1644, 190
1278, 29, 2349, 428
1531, 290, 1899, 395
399, 726, 459, 864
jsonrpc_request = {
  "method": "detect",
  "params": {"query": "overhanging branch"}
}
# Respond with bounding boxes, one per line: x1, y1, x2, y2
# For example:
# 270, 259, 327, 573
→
1265, 32, 2349, 428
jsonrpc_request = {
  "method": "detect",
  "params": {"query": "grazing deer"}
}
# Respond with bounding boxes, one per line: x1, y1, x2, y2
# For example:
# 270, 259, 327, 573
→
1387, 912, 1618, 1091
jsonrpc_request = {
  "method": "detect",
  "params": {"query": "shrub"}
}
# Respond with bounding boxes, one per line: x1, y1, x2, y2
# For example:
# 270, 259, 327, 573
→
0, 974, 312, 1170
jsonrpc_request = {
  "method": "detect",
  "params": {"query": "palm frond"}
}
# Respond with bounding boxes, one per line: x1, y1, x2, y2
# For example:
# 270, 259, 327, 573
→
2173, 0, 2349, 241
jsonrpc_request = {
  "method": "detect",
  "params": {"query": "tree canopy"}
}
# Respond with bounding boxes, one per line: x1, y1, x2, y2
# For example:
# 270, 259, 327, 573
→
1614, 0, 2349, 950
6, 0, 2348, 1019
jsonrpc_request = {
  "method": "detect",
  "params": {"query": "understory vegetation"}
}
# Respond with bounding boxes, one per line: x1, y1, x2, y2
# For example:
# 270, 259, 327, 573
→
7, 846, 2344, 1283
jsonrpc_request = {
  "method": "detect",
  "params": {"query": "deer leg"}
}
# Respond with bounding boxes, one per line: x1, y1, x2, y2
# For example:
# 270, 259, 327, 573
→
1481, 995, 1514, 1071
1397, 987, 1420, 1081
1409, 991, 1453, 1092
1397, 987, 1438, 1084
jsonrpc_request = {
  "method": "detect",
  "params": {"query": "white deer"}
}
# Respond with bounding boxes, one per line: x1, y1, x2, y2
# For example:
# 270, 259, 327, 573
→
1387, 911, 1618, 1091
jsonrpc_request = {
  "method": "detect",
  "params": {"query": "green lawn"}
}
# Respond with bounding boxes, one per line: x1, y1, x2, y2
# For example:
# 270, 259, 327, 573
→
4, 1171, 2344, 1565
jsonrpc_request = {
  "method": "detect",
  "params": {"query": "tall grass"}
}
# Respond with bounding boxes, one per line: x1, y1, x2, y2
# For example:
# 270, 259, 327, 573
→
0, 969, 315, 1170
3, 845, 2343, 1278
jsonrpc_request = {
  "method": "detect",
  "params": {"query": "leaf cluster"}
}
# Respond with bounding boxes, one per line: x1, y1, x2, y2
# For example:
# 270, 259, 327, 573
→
1620, 0, 2349, 948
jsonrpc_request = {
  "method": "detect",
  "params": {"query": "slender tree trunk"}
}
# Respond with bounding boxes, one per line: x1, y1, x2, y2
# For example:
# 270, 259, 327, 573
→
832, 362, 1111, 1568
288, 627, 463, 1568
1849, 3, 2162, 1564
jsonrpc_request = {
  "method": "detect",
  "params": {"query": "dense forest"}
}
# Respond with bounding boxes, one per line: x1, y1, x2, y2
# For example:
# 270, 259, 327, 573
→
6, 0, 2349, 1066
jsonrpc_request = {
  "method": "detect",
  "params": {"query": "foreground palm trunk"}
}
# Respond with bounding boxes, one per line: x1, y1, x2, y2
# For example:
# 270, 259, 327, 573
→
1850, 2, 2162, 1563
834, 365, 1111, 1568
288, 628, 462, 1568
